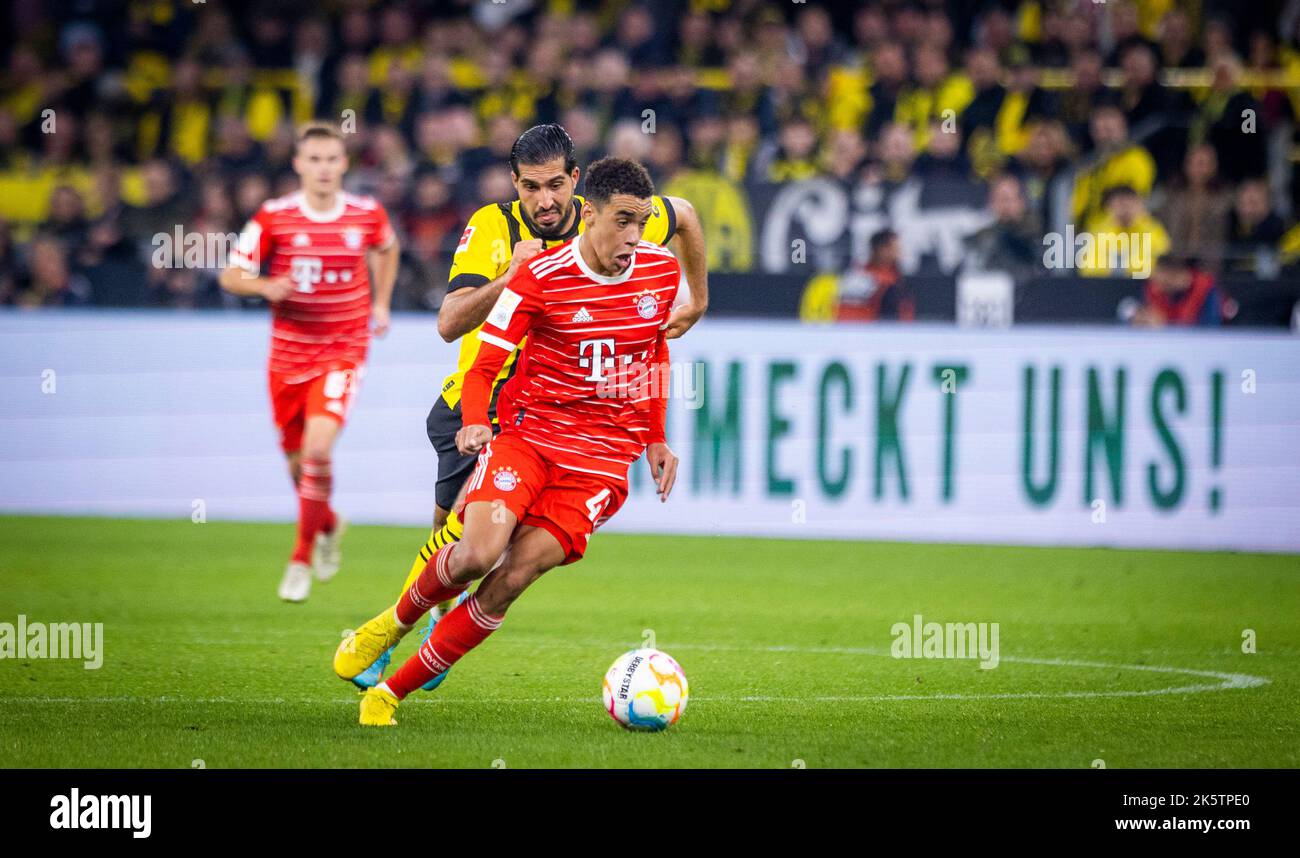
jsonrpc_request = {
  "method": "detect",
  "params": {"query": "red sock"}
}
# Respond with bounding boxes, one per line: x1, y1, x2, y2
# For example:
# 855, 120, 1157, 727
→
385, 594, 502, 699
291, 457, 333, 564
395, 542, 467, 627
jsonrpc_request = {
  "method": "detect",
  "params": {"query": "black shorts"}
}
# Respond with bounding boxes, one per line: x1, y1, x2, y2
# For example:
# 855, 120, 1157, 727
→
426, 396, 499, 511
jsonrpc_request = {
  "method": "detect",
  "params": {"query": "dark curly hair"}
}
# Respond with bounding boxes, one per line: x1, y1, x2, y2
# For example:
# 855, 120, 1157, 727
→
583, 157, 655, 206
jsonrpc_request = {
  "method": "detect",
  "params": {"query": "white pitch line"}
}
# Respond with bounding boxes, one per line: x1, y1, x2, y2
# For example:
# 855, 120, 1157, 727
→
0, 644, 1270, 706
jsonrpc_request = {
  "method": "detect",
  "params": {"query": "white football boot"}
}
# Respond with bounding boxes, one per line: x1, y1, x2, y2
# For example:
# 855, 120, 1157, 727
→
278, 561, 313, 602
312, 515, 347, 582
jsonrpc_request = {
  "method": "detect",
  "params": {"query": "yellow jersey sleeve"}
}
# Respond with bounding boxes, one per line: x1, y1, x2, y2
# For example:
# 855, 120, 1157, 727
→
448, 204, 512, 291
440, 204, 521, 413
644, 195, 677, 247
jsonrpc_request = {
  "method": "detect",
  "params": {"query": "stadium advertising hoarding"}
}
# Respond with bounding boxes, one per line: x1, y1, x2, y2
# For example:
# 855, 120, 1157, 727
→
1, 314, 1296, 553
626, 322, 1299, 553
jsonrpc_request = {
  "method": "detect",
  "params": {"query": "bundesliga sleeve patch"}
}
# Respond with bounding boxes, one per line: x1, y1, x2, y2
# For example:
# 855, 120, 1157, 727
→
455, 225, 475, 254
487, 287, 522, 329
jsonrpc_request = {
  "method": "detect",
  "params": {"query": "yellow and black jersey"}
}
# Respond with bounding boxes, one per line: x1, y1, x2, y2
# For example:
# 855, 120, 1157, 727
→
438, 193, 678, 415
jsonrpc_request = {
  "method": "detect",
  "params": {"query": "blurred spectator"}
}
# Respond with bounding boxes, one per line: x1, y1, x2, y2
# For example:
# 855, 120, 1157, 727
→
1104, 0, 1159, 68
966, 174, 1042, 276
1057, 49, 1109, 148
1158, 9, 1205, 69
1132, 256, 1222, 327
1081, 185, 1170, 278
759, 117, 819, 183
873, 122, 917, 185
862, 42, 908, 141
895, 43, 974, 151
1005, 121, 1071, 231
16, 235, 92, 307
835, 228, 913, 322
1224, 179, 1285, 276
1072, 105, 1156, 230
1156, 144, 1231, 271
1119, 42, 1189, 177
958, 47, 1006, 152
120, 159, 190, 243
822, 129, 869, 186
913, 120, 973, 183
403, 170, 461, 270
1189, 55, 1268, 184
45, 186, 89, 249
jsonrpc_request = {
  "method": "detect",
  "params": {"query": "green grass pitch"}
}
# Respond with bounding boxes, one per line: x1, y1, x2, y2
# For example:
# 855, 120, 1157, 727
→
1, 515, 1296, 768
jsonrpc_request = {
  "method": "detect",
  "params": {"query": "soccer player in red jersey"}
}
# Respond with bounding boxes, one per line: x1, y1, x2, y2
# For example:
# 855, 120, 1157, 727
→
334, 158, 686, 725
219, 122, 399, 602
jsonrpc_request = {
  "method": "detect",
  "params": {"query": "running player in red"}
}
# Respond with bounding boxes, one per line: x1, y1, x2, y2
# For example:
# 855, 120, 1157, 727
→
219, 122, 399, 603
333, 158, 685, 725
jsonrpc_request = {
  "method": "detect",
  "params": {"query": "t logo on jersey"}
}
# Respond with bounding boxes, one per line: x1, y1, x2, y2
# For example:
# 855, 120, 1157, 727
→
290, 257, 323, 293
578, 338, 633, 382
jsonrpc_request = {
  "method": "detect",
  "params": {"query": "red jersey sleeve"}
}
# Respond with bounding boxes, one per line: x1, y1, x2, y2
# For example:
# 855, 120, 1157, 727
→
370, 204, 395, 250
228, 206, 275, 274
461, 265, 545, 429
646, 329, 669, 445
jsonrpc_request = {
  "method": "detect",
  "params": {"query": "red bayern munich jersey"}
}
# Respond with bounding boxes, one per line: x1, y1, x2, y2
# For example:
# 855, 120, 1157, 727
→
462, 232, 679, 479
229, 191, 394, 383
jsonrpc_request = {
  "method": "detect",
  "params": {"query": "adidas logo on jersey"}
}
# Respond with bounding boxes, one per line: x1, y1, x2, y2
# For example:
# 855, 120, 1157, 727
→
571, 307, 594, 323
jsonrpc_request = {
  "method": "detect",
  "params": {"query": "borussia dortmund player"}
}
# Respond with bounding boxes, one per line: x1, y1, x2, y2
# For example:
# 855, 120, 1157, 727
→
346, 124, 707, 690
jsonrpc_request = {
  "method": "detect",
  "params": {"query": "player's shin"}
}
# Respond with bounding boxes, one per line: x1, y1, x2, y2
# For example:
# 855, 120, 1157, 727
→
383, 593, 503, 699
398, 509, 465, 598
292, 457, 335, 564
394, 542, 467, 627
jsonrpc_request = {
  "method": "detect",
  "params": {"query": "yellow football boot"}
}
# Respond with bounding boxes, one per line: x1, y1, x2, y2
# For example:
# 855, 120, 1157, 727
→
359, 685, 400, 726
334, 606, 407, 681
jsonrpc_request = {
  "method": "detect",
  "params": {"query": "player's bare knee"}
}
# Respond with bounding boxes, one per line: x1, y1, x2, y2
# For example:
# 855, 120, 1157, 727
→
300, 441, 332, 462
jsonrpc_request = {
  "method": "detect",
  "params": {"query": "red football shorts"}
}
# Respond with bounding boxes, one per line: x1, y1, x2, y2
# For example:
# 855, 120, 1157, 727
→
267, 362, 362, 454
463, 431, 628, 564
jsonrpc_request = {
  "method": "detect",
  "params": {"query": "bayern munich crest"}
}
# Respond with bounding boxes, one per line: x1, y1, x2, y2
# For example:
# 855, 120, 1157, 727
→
492, 466, 519, 492
635, 292, 658, 320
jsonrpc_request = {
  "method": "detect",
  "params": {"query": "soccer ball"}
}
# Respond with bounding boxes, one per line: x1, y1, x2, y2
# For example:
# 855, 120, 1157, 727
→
601, 648, 689, 731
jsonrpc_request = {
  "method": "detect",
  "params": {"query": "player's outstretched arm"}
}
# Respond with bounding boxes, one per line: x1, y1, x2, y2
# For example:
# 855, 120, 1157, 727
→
662, 195, 708, 340
438, 239, 544, 343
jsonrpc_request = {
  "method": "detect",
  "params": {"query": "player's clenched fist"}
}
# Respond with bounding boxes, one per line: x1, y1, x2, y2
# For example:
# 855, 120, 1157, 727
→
456, 423, 493, 456
258, 275, 295, 303
507, 239, 545, 273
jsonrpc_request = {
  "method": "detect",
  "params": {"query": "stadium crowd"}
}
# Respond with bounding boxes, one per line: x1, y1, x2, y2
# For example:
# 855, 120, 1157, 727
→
1, 0, 1298, 323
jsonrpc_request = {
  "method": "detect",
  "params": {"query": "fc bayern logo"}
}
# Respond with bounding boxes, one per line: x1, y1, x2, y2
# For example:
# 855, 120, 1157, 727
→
636, 293, 658, 319
492, 468, 518, 491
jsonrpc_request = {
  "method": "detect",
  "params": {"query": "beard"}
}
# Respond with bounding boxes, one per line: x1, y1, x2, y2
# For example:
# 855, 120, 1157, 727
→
527, 204, 571, 239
